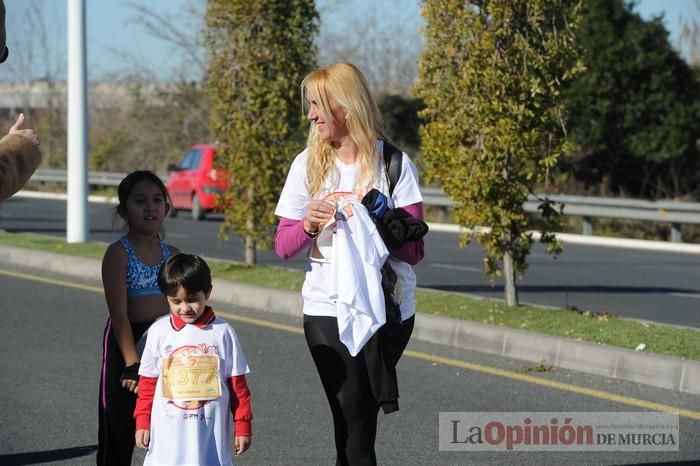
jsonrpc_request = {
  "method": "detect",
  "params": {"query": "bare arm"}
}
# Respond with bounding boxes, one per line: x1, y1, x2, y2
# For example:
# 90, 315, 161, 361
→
102, 243, 140, 392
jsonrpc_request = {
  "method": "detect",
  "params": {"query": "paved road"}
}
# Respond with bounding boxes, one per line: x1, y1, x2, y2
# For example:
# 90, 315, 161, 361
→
1, 264, 699, 465
3, 195, 700, 328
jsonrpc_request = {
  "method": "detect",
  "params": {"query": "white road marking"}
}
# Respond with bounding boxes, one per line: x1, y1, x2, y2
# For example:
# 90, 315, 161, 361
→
669, 292, 700, 300
429, 263, 482, 272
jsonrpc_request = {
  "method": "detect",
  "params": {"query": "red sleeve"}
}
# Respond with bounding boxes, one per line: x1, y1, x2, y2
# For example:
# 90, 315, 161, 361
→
228, 375, 253, 436
389, 202, 425, 265
134, 376, 158, 430
275, 217, 313, 260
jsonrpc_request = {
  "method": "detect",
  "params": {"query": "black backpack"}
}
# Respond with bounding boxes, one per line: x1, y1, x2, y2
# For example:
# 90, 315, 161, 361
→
378, 141, 404, 328
382, 141, 403, 196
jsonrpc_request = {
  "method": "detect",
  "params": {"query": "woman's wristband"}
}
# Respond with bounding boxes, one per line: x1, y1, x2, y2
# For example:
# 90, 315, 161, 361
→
303, 220, 319, 238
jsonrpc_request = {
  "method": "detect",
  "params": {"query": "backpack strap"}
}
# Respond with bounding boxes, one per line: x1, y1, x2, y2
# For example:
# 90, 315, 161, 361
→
382, 141, 403, 197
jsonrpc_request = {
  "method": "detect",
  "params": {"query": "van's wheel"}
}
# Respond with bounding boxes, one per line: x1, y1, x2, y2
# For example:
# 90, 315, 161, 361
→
167, 205, 178, 218
192, 194, 205, 221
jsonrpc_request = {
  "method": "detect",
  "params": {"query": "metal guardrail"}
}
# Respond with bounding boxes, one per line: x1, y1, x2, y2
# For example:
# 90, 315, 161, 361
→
30, 169, 700, 243
33, 169, 125, 186
422, 187, 700, 242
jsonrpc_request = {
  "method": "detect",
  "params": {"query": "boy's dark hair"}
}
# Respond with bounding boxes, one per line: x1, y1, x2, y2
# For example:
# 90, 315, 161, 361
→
158, 254, 212, 296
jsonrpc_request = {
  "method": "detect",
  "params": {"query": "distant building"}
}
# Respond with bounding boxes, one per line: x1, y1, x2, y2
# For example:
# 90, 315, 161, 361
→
0, 81, 172, 117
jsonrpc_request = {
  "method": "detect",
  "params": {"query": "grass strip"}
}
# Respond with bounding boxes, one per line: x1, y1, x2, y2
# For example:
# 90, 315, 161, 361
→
207, 261, 304, 292
415, 288, 700, 360
0, 230, 108, 259
1, 230, 698, 361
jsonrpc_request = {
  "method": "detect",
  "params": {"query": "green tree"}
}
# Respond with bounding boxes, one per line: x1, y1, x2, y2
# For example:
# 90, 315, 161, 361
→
205, 0, 318, 265
561, 0, 700, 199
417, 0, 583, 306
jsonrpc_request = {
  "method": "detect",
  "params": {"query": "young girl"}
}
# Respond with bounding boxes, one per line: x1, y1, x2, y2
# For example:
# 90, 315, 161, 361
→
98, 170, 179, 465
134, 253, 252, 465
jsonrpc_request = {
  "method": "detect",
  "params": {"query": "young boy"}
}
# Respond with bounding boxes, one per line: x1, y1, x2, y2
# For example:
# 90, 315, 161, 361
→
134, 254, 252, 465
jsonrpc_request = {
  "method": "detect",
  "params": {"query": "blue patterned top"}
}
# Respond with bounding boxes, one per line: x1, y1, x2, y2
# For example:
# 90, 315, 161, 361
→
119, 235, 172, 297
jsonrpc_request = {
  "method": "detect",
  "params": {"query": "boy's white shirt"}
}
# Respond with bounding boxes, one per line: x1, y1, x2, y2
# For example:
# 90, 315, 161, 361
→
274, 141, 423, 322
139, 314, 249, 466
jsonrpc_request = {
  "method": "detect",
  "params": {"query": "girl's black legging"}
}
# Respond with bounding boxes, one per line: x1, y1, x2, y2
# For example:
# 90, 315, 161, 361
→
97, 319, 152, 466
304, 314, 414, 466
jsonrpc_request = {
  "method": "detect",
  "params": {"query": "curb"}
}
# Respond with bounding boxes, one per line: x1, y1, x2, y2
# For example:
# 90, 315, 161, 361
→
2, 244, 700, 395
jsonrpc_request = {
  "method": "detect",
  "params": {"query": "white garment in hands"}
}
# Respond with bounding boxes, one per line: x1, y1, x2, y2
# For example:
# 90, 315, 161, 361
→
330, 201, 388, 356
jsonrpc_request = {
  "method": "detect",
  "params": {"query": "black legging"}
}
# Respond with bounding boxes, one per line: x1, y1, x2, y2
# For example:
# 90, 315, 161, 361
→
304, 314, 414, 466
97, 319, 152, 466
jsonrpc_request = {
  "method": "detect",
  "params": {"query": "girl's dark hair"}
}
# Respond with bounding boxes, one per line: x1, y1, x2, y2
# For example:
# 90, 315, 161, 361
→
114, 170, 171, 232
158, 254, 212, 297
117, 170, 170, 211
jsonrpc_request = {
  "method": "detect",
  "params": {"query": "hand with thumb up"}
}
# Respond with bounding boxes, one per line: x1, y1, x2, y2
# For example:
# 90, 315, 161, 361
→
8, 113, 39, 146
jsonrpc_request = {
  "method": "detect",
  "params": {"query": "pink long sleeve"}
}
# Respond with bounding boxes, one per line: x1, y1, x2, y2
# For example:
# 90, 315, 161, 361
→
389, 202, 425, 265
275, 217, 313, 260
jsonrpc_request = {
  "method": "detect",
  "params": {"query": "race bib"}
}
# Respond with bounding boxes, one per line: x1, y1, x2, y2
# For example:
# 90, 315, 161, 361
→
161, 354, 222, 401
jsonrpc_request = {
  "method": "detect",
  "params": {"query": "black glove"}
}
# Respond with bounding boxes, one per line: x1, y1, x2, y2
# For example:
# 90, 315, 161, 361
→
120, 362, 140, 383
361, 188, 389, 220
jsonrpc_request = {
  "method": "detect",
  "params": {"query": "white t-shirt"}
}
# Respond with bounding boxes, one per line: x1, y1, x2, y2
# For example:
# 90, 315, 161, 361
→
139, 315, 250, 466
275, 141, 423, 321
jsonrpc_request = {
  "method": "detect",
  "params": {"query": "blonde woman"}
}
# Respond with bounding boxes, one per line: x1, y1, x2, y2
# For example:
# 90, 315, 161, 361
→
275, 62, 425, 465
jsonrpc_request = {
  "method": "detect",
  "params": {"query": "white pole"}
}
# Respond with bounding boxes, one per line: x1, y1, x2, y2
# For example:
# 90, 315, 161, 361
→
67, 0, 88, 243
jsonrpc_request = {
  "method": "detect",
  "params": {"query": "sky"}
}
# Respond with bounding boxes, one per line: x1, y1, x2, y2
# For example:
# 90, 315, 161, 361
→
1, 0, 698, 82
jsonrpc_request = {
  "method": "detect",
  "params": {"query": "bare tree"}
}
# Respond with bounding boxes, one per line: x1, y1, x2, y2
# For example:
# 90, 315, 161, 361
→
86, 0, 212, 174
0, 0, 67, 168
678, 0, 700, 66
316, 0, 423, 95
121, 0, 207, 81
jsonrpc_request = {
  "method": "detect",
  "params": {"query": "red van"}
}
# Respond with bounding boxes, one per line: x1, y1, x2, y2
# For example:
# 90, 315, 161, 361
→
165, 144, 229, 220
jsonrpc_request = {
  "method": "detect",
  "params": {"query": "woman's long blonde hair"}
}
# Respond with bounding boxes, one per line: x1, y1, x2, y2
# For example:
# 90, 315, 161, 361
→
301, 62, 384, 198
